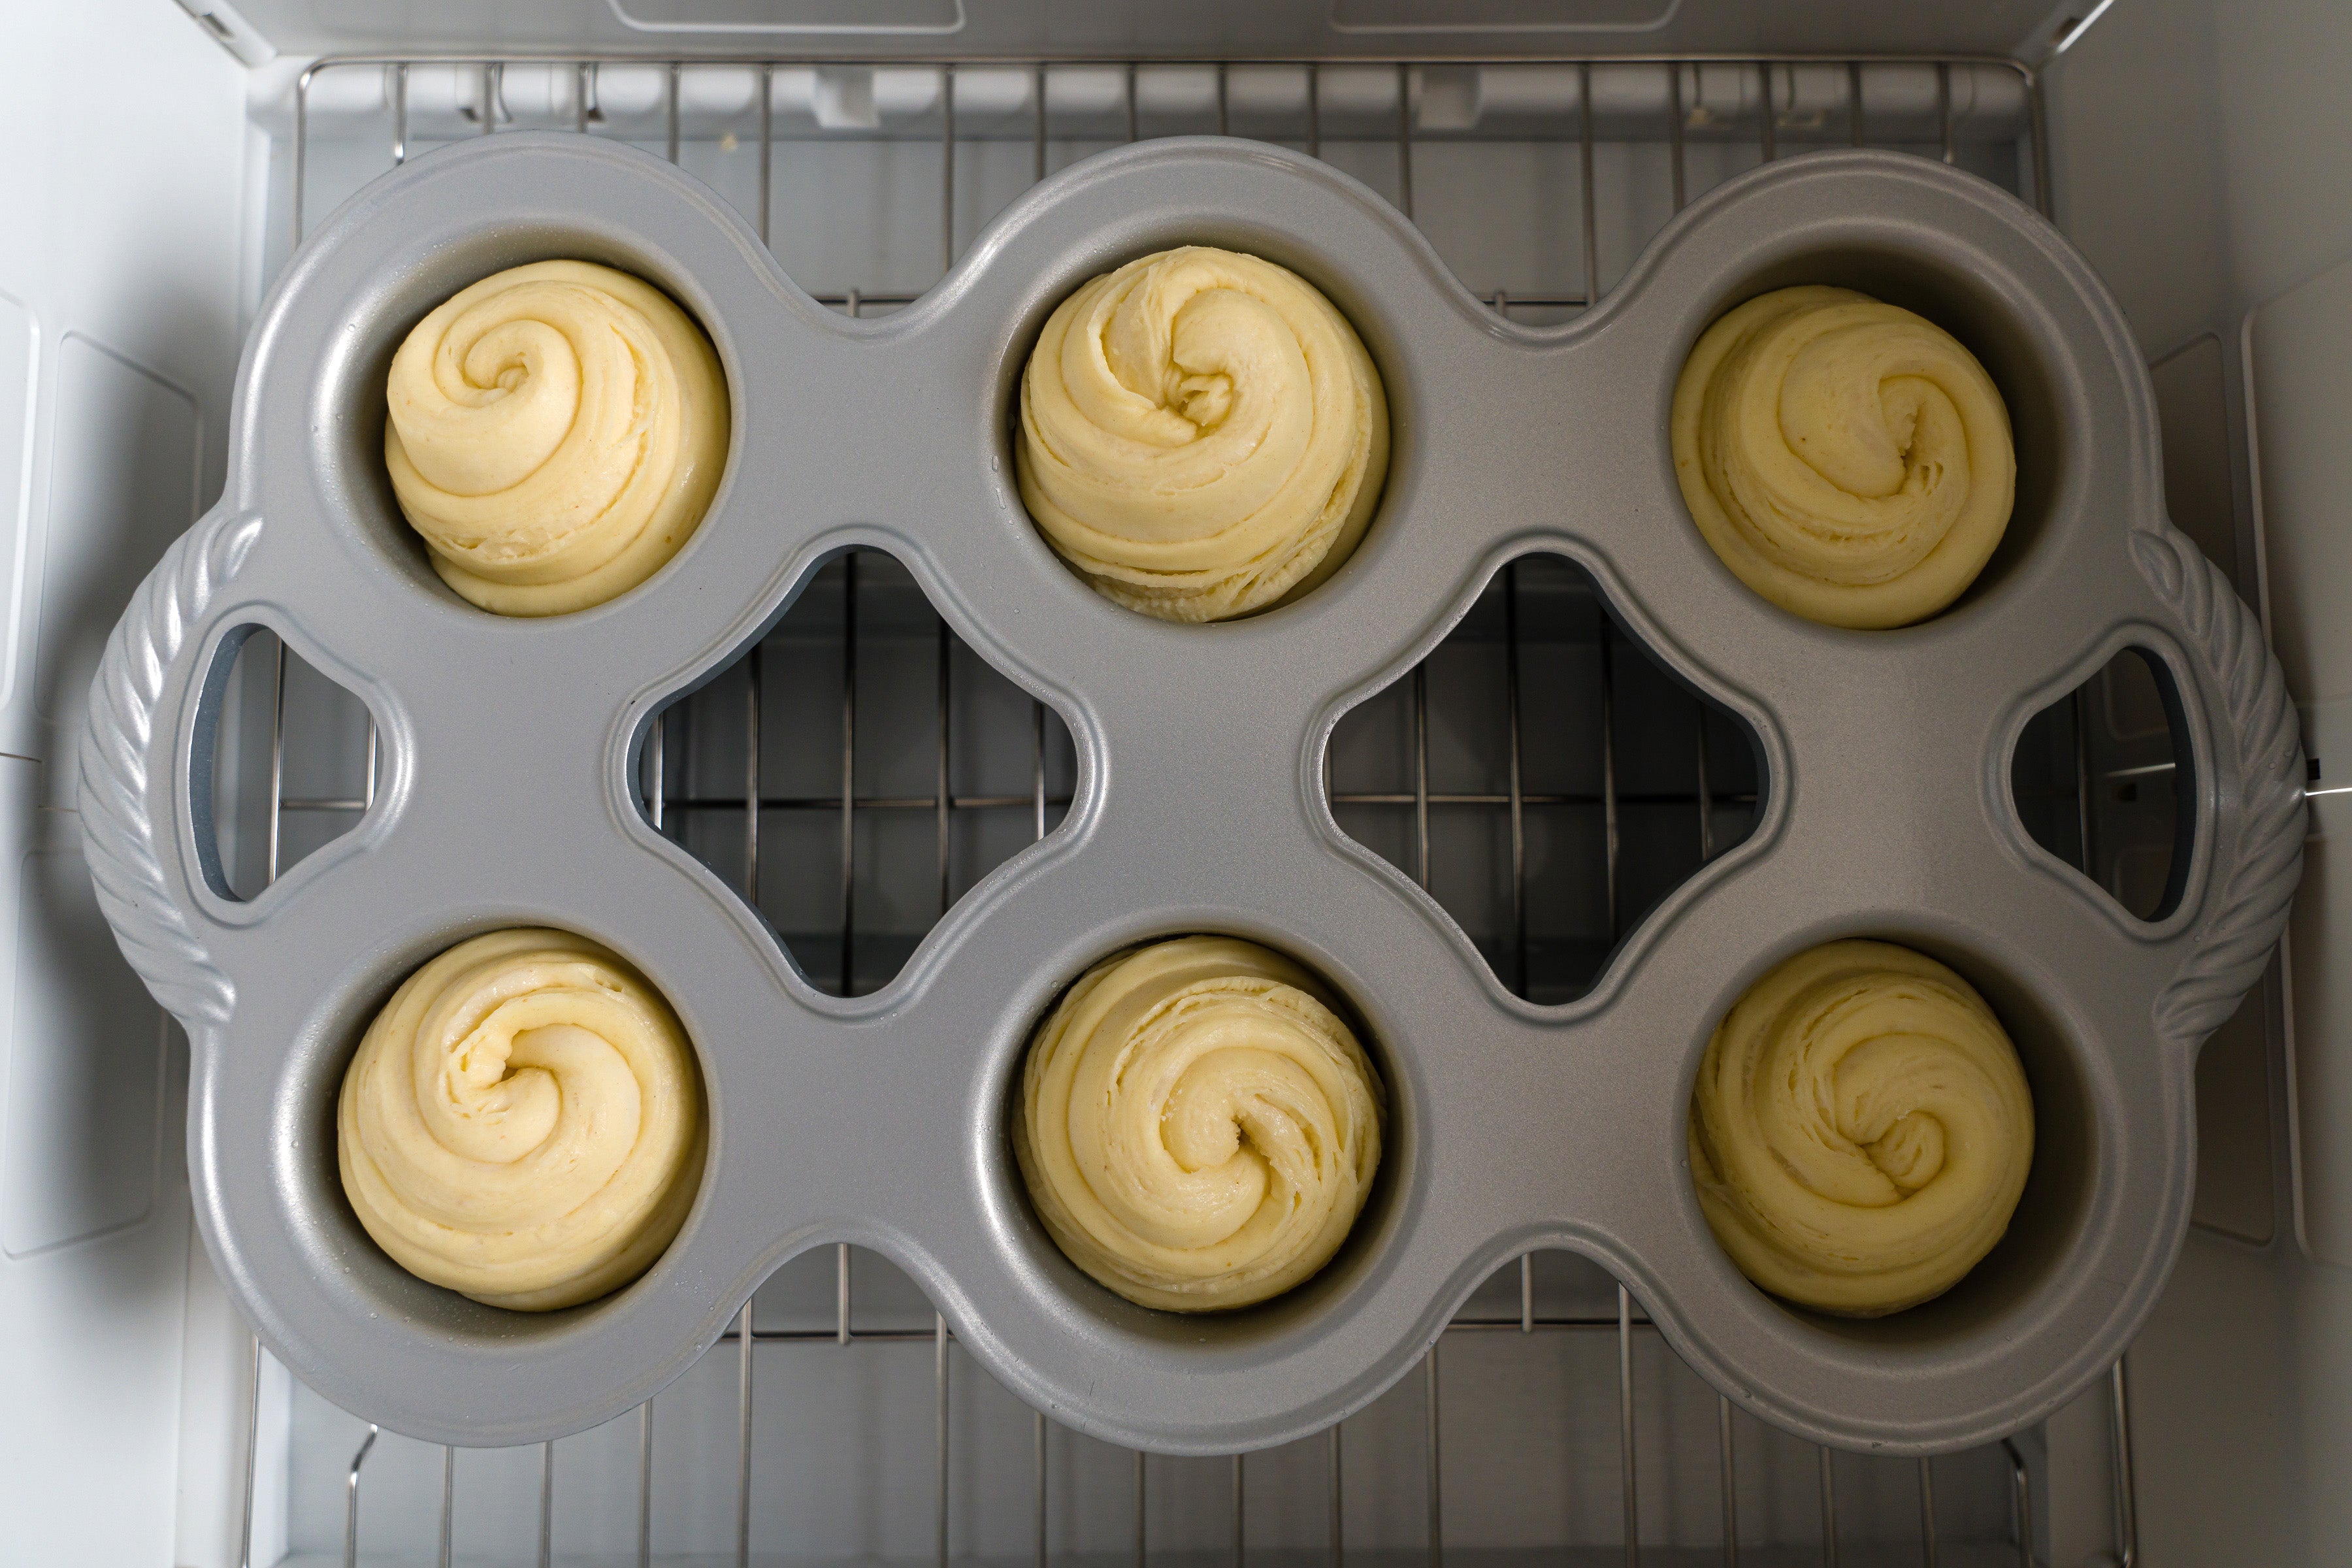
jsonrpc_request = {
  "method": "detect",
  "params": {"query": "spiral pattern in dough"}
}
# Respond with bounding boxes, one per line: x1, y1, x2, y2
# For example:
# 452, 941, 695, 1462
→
338, 929, 706, 1311
1017, 247, 1390, 623
385, 260, 730, 615
1016, 936, 1385, 1311
1671, 286, 2014, 629
1688, 940, 2034, 1317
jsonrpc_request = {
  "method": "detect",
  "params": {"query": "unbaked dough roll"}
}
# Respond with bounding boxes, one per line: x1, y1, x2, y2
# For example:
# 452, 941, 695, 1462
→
1016, 936, 1385, 1311
1017, 247, 1390, 623
385, 260, 729, 615
338, 929, 706, 1311
1671, 286, 2014, 629
1688, 940, 2034, 1316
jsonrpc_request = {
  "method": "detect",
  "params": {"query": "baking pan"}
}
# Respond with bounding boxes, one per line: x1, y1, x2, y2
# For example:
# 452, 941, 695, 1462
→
76, 132, 2305, 1456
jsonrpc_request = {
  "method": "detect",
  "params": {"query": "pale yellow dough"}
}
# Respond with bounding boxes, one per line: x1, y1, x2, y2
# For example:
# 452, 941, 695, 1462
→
1015, 936, 1385, 1311
385, 260, 729, 615
1016, 247, 1390, 623
1671, 286, 2014, 629
338, 929, 706, 1311
1688, 940, 2034, 1317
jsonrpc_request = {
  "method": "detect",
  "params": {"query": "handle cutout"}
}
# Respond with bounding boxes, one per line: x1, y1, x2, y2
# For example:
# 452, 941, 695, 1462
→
2010, 646, 2195, 923
194, 626, 382, 902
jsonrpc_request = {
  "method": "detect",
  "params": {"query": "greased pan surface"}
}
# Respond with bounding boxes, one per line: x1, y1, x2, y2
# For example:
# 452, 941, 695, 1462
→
77, 133, 2305, 1456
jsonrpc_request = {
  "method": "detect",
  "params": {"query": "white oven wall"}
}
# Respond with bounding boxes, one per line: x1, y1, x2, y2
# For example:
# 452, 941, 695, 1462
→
0, 1, 255, 1563
2044, 0, 2352, 1561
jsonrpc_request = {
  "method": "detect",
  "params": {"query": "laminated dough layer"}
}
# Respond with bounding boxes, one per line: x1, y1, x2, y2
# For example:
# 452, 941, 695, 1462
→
1017, 247, 1390, 623
1688, 939, 2034, 1316
1016, 935, 1385, 1311
1671, 286, 2014, 629
338, 928, 706, 1311
385, 259, 729, 615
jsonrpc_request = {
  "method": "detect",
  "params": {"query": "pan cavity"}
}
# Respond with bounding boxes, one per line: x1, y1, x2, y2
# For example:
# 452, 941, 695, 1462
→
1328, 552, 1766, 1003
637, 547, 1077, 996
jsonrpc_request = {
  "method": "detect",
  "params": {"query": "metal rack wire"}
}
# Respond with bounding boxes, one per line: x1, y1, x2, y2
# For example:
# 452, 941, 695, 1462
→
240, 50, 2134, 1567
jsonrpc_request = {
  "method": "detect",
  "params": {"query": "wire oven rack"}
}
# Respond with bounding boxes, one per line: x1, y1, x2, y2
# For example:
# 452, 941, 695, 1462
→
223, 50, 2144, 1567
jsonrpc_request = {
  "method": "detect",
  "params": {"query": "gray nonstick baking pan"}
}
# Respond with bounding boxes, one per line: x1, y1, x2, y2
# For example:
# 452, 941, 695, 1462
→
76, 130, 2305, 1458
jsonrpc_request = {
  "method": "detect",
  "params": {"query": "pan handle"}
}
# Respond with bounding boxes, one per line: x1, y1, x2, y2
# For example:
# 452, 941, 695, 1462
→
2132, 523, 2306, 1051
75, 503, 261, 1032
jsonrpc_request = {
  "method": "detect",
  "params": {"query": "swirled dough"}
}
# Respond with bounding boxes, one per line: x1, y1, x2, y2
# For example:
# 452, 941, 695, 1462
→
1688, 940, 2034, 1316
385, 260, 730, 615
1016, 936, 1385, 1311
1017, 247, 1390, 623
338, 929, 706, 1311
1671, 286, 2014, 629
